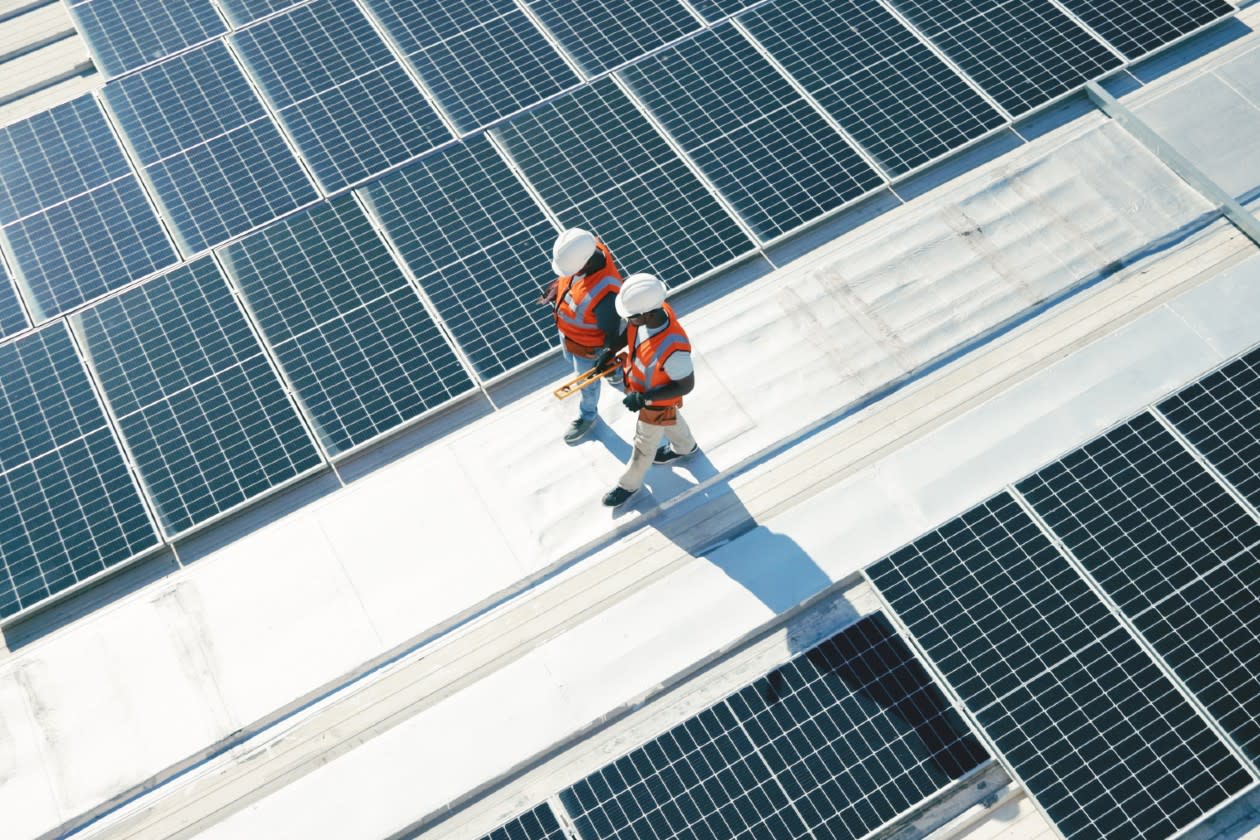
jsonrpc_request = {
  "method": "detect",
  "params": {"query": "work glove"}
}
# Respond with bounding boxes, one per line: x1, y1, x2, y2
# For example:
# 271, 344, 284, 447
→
622, 391, 646, 412
591, 347, 615, 373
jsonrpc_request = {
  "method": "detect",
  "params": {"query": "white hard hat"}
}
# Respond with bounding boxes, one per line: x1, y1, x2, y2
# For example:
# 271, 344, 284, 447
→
552, 228, 597, 276
616, 273, 667, 318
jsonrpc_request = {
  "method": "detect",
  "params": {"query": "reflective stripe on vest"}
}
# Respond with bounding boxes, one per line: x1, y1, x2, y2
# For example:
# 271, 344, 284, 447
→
554, 242, 621, 346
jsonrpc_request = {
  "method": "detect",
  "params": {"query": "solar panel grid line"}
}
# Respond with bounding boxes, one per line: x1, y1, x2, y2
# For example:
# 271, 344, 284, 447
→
1006, 484, 1260, 780
723, 17, 895, 185
347, 0, 468, 138
1055, 0, 1237, 62
606, 73, 765, 249
1150, 398, 1260, 531
218, 36, 328, 197
67, 0, 230, 80
346, 190, 497, 401
508, 0, 590, 81
868, 0, 1018, 123
1038, 0, 1135, 63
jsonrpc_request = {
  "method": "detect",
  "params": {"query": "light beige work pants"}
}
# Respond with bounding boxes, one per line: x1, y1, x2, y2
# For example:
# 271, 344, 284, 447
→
618, 412, 696, 492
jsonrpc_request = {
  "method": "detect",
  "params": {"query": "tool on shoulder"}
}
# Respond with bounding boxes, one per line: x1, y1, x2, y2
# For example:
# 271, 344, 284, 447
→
553, 352, 625, 400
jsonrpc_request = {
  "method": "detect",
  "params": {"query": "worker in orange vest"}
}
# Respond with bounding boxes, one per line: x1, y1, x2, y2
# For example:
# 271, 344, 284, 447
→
601, 273, 698, 508
542, 228, 623, 444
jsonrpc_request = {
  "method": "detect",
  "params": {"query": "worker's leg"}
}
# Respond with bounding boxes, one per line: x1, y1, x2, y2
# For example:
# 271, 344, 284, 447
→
662, 412, 696, 455
563, 347, 600, 420
618, 418, 666, 492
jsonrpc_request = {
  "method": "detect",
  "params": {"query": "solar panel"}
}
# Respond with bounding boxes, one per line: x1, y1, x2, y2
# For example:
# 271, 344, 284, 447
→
0, 260, 27, 340
360, 136, 557, 380
362, 0, 580, 134
1017, 412, 1260, 762
215, 0, 299, 28
492, 78, 753, 289
620, 24, 885, 242
0, 324, 158, 618
1159, 346, 1260, 511
688, 0, 758, 23
231, 0, 452, 193
1056, 0, 1234, 60
102, 41, 319, 255
219, 194, 475, 456
560, 613, 987, 839
884, 0, 1123, 115
477, 803, 568, 840
739, 0, 1005, 177
524, 0, 702, 76
868, 493, 1253, 839
67, 0, 227, 79
70, 258, 322, 536
0, 95, 178, 321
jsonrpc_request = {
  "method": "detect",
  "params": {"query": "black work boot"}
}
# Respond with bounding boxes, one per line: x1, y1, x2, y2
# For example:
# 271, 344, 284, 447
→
602, 486, 636, 507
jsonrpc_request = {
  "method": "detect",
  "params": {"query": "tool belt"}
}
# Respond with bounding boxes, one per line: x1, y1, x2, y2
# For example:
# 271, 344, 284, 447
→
562, 338, 602, 360
639, 401, 681, 426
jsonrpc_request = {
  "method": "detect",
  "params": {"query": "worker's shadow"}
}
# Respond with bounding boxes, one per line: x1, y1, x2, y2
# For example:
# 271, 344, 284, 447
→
637, 449, 834, 618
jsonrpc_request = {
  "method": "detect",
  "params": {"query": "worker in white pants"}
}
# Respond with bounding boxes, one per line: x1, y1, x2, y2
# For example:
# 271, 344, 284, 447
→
601, 273, 698, 508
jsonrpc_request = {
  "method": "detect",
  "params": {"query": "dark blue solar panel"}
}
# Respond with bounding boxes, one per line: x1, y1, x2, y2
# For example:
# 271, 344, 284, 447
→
1058, 0, 1233, 59
103, 41, 318, 254
1018, 413, 1260, 763
524, 0, 701, 76
220, 195, 474, 455
0, 95, 177, 320
689, 0, 756, 22
885, 0, 1123, 115
0, 324, 157, 618
215, 0, 298, 27
364, 0, 579, 134
71, 258, 322, 536
493, 79, 753, 289
477, 803, 567, 840
362, 136, 557, 380
231, 0, 452, 192
868, 493, 1253, 840
741, 0, 1005, 176
561, 613, 986, 839
68, 0, 227, 78
622, 25, 884, 241
0, 259, 29, 339
1159, 346, 1260, 511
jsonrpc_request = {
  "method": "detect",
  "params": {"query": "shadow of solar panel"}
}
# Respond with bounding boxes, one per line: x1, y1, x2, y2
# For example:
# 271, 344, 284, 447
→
216, 0, 299, 27
0, 259, 28, 340
868, 493, 1253, 840
525, 0, 701, 76
560, 613, 986, 839
221, 195, 474, 456
364, 0, 580, 134
622, 25, 884, 242
0, 96, 177, 321
1057, 0, 1234, 60
885, 0, 1123, 115
362, 136, 556, 380
477, 803, 567, 840
0, 325, 157, 618
1159, 346, 1260, 511
494, 79, 753, 289
740, 0, 1005, 177
232, 0, 452, 193
103, 42, 318, 254
1018, 412, 1260, 763
67, 0, 227, 79
71, 258, 321, 536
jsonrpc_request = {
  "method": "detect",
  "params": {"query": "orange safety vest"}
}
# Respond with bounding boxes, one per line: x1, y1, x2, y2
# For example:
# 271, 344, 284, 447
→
623, 303, 690, 407
553, 242, 622, 351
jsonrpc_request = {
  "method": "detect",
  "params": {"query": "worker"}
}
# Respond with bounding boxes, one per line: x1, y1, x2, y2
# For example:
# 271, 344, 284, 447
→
600, 273, 698, 508
542, 228, 623, 444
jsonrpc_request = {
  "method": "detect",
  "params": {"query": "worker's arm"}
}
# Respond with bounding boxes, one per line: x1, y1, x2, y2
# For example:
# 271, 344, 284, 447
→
642, 372, 694, 402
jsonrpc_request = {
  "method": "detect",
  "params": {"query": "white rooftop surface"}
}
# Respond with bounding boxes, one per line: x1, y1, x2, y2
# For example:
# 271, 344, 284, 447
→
5, 12, 1260, 840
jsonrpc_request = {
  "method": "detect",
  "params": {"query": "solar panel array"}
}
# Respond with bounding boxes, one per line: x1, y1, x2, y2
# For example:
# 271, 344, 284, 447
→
0, 0, 1233, 642
865, 344, 1260, 838
476, 612, 987, 840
